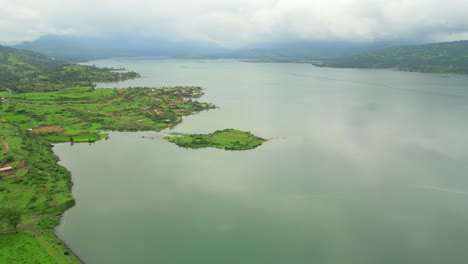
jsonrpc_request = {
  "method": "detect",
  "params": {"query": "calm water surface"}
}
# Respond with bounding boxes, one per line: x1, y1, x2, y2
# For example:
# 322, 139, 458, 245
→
54, 60, 468, 264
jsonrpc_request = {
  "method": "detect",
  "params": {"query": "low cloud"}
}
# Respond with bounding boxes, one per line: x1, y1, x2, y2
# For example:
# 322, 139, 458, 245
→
1, 0, 468, 46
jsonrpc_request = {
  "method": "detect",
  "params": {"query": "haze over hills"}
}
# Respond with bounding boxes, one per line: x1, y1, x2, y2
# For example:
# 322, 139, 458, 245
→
10, 34, 468, 74
215, 41, 394, 62
14, 35, 396, 62
315, 40, 468, 74
13, 35, 229, 61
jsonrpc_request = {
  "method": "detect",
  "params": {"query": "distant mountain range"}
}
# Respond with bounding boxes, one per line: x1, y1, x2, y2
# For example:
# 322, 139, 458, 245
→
10, 35, 468, 74
315, 40, 468, 74
13, 35, 229, 61
13, 35, 391, 62
210, 41, 391, 62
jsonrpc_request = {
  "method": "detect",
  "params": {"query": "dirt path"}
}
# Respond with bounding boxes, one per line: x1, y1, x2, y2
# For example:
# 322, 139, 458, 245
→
34, 232, 65, 263
2, 223, 70, 264
51, 195, 59, 206
0, 175, 26, 183
0, 226, 62, 263
0, 140, 9, 155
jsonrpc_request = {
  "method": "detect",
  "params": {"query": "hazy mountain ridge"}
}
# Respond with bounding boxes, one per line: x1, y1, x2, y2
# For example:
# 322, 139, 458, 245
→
213, 41, 393, 61
315, 40, 468, 74
12, 35, 468, 74
14, 35, 395, 62
14, 35, 229, 61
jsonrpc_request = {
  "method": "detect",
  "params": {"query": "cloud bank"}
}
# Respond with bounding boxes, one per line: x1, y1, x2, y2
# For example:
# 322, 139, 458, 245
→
1, 0, 468, 46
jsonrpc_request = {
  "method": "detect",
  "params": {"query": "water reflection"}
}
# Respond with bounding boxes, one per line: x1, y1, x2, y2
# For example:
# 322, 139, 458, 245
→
56, 60, 468, 264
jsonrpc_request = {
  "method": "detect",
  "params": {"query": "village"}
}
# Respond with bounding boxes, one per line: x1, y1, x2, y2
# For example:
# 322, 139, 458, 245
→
0, 139, 28, 181
0, 86, 216, 144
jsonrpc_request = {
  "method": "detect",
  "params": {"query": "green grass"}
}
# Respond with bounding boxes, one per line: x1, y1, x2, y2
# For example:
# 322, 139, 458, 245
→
165, 129, 267, 150
1, 86, 215, 141
0, 231, 57, 264
0, 229, 79, 264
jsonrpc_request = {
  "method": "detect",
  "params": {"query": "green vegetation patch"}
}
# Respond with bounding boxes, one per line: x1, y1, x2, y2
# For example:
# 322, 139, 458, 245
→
0, 231, 56, 264
0, 122, 80, 263
165, 129, 267, 150
1, 86, 215, 144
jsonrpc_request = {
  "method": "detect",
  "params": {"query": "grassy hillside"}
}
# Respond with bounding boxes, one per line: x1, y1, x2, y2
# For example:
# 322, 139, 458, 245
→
0, 121, 82, 263
0, 45, 139, 93
0, 231, 66, 263
315, 40, 468, 74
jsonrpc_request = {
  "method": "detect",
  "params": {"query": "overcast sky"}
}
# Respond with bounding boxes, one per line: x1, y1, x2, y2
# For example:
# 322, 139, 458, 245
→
1, 0, 468, 47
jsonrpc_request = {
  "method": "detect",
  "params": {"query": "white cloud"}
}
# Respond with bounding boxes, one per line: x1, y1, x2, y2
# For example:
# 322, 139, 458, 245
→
1, 0, 468, 46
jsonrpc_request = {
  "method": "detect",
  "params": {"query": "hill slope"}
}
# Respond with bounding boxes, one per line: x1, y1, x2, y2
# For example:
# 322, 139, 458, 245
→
315, 41, 468, 74
0, 45, 139, 93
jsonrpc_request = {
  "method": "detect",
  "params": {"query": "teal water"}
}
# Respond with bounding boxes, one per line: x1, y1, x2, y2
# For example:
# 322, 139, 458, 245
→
54, 60, 468, 264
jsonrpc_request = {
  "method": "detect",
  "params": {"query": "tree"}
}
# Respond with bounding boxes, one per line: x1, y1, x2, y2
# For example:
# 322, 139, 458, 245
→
0, 209, 21, 231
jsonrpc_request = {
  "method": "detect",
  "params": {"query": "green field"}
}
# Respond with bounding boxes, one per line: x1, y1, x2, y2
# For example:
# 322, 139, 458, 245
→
0, 231, 60, 264
0, 122, 82, 263
165, 129, 267, 150
1, 86, 216, 143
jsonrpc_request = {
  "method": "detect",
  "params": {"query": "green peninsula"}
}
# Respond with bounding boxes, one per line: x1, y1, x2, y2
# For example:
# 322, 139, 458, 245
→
0, 85, 215, 263
1, 86, 265, 262
165, 129, 267, 150
1, 86, 215, 143
0, 45, 267, 263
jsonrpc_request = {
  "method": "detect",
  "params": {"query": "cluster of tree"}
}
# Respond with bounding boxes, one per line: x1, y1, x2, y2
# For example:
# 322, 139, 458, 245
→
0, 208, 21, 231
315, 41, 468, 74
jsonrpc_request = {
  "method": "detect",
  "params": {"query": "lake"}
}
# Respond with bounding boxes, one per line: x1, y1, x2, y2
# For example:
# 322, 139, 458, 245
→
54, 59, 468, 264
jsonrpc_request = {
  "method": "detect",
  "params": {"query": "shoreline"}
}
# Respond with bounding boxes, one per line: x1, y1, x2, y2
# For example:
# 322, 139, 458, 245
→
0, 86, 216, 263
0, 84, 266, 263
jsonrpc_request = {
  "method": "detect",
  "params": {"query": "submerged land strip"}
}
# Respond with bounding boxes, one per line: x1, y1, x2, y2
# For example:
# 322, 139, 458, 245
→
0, 81, 266, 263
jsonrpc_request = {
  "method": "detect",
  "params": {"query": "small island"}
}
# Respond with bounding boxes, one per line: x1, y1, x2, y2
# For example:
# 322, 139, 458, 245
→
165, 129, 267, 150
